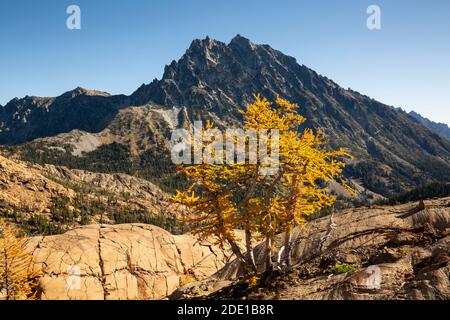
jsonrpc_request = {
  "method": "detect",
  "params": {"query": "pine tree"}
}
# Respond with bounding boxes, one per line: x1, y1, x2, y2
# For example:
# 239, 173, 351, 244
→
0, 220, 41, 300
171, 95, 353, 276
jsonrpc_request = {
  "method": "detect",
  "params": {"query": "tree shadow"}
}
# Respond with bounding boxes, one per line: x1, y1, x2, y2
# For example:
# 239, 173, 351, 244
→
396, 201, 425, 219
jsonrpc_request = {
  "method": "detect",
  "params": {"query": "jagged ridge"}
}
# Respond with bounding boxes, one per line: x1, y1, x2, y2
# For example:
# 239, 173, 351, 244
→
1, 35, 450, 196
131, 35, 450, 195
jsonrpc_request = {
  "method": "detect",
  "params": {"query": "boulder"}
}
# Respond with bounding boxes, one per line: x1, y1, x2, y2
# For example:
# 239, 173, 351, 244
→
26, 224, 242, 300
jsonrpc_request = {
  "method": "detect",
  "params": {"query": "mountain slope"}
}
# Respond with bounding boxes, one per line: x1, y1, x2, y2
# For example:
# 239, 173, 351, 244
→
0, 87, 129, 144
4, 103, 190, 193
1, 35, 449, 196
408, 111, 450, 140
131, 35, 450, 195
0, 154, 188, 235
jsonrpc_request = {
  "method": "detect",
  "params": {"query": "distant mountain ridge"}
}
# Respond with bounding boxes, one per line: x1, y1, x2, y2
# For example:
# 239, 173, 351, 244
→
1, 35, 450, 196
408, 111, 450, 140
0, 87, 129, 144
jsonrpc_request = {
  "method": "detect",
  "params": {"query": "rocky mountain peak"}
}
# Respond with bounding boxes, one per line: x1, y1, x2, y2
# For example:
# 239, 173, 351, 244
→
2, 36, 450, 196
128, 35, 450, 196
61, 87, 111, 99
188, 36, 225, 51
183, 37, 229, 69
228, 34, 256, 50
131, 35, 331, 116
0, 87, 125, 144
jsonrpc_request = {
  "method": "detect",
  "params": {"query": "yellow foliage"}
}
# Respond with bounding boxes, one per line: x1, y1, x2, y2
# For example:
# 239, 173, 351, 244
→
171, 95, 353, 274
244, 274, 260, 288
0, 220, 41, 300
179, 274, 197, 287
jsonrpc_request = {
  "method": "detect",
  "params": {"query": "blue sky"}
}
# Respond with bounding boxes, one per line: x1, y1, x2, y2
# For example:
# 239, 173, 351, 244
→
1, 0, 449, 125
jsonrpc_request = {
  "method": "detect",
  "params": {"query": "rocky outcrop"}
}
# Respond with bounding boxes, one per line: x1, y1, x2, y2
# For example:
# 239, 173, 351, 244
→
25, 224, 242, 300
0, 155, 185, 230
0, 154, 74, 214
172, 197, 450, 300
39, 163, 166, 202
32, 103, 181, 157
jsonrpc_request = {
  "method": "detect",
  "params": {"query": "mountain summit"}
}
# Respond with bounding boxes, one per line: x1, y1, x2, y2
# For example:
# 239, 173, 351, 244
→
60, 87, 111, 98
0, 87, 127, 144
1, 35, 449, 195
130, 35, 450, 194
131, 35, 322, 119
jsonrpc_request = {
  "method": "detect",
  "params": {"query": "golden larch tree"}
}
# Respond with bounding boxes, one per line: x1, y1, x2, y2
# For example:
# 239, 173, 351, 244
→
171, 95, 353, 275
0, 220, 41, 300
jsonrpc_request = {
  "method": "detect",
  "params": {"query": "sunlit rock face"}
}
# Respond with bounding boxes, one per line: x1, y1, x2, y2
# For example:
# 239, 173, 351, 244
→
173, 197, 450, 300
26, 224, 245, 300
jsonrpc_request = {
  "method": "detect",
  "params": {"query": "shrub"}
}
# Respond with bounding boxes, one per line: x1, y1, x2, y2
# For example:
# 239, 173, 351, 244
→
332, 262, 356, 274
